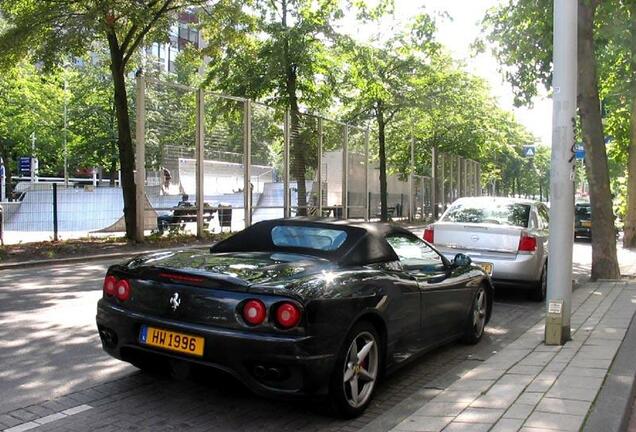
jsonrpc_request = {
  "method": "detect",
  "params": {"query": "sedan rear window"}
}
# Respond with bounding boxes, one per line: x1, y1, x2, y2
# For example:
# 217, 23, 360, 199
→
576, 204, 591, 219
441, 202, 531, 227
271, 226, 348, 251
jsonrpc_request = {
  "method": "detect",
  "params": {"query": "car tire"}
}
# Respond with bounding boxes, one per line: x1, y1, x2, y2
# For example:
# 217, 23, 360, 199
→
462, 285, 488, 345
329, 321, 381, 419
530, 263, 547, 302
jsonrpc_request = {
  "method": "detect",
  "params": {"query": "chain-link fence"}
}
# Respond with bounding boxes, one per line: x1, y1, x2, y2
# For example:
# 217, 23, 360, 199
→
0, 182, 124, 244
0, 77, 482, 244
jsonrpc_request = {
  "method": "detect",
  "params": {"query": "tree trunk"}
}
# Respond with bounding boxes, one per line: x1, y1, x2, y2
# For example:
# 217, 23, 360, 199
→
624, 0, 636, 248
376, 102, 388, 222
107, 32, 137, 241
578, 0, 620, 279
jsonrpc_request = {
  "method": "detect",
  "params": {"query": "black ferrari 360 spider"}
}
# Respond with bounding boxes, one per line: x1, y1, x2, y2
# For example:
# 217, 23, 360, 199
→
96, 218, 492, 417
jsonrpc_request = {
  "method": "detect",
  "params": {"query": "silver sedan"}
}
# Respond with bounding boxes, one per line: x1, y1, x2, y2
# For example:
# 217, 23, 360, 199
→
423, 197, 549, 301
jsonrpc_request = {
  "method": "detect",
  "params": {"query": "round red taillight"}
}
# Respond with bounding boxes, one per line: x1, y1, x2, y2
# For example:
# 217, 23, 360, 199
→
115, 279, 131, 301
275, 302, 301, 329
242, 299, 266, 325
103, 275, 117, 297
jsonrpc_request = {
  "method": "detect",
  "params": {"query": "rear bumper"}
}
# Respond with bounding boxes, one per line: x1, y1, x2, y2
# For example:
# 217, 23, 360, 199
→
438, 248, 544, 283
96, 300, 336, 398
575, 227, 592, 238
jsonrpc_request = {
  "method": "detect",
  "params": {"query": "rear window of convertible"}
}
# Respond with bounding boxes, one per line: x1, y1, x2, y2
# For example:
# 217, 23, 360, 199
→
271, 226, 348, 251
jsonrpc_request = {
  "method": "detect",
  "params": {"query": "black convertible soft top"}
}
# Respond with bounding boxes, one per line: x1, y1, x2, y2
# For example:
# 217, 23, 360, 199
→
210, 218, 416, 266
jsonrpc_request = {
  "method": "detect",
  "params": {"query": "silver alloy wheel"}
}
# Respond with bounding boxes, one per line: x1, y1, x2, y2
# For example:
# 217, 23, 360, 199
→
342, 331, 379, 408
473, 288, 487, 338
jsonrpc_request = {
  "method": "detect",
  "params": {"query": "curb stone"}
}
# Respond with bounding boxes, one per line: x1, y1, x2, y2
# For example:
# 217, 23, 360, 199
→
0, 245, 211, 270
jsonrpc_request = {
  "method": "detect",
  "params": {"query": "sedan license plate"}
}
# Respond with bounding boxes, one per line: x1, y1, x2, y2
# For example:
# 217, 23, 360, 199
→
139, 325, 204, 357
477, 262, 493, 275
582, 220, 591, 228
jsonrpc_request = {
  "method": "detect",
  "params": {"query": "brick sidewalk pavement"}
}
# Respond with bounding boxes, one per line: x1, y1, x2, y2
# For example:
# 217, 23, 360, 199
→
390, 280, 636, 432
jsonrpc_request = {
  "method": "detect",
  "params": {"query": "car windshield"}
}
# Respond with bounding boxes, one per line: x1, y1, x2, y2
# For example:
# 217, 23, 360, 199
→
441, 201, 531, 227
271, 226, 348, 251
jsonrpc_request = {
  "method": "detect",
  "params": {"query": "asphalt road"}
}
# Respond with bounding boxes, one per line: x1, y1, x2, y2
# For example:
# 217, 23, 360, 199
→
0, 239, 617, 431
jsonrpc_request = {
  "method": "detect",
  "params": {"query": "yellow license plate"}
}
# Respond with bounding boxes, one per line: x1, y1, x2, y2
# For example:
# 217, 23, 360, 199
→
139, 325, 204, 357
477, 262, 493, 275
582, 220, 591, 227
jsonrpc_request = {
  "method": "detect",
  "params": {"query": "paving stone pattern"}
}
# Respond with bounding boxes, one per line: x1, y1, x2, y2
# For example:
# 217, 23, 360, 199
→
390, 281, 636, 432
0, 297, 544, 432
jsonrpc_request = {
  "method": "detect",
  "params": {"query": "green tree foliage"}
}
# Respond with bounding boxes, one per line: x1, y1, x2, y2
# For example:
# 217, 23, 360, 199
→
338, 14, 441, 220
202, 0, 344, 215
0, 0, 211, 241
64, 56, 119, 182
0, 0, 546, 237
0, 61, 64, 195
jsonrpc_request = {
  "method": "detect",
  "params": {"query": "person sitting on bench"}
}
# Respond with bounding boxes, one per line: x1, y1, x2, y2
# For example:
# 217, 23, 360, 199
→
157, 194, 193, 233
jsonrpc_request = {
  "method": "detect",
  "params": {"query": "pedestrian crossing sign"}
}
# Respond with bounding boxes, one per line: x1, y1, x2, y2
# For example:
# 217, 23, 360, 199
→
523, 146, 536, 157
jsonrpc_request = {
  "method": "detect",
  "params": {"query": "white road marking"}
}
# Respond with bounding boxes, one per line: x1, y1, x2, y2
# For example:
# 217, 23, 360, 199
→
2, 404, 93, 432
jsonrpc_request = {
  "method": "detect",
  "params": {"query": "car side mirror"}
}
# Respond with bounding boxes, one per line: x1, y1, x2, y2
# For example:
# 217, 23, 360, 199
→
452, 253, 472, 268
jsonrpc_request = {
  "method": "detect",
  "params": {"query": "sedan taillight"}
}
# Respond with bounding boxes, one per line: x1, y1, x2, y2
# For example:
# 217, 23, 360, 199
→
518, 234, 537, 253
423, 227, 434, 243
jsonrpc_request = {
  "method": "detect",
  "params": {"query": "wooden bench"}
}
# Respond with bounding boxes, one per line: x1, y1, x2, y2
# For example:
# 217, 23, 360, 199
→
166, 206, 217, 233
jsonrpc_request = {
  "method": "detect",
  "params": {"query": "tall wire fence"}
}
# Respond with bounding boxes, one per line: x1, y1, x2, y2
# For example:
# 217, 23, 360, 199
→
0, 77, 482, 244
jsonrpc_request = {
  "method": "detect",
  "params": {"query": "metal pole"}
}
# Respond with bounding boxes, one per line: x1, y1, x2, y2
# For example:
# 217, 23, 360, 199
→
457, 156, 462, 198
431, 147, 437, 219
63, 78, 69, 187
0, 158, 5, 202
318, 118, 323, 217
546, 0, 577, 344
134, 73, 146, 242
364, 128, 370, 221
30, 132, 37, 183
409, 136, 415, 221
467, 160, 472, 195
53, 183, 58, 241
439, 153, 445, 211
243, 99, 252, 228
468, 159, 475, 196
477, 163, 482, 196
196, 89, 205, 237
283, 109, 290, 218
342, 125, 348, 219
449, 155, 454, 202
462, 158, 467, 197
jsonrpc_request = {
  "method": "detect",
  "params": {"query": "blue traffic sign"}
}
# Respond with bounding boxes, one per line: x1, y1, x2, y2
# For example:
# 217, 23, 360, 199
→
18, 156, 32, 175
522, 146, 536, 157
574, 144, 585, 160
